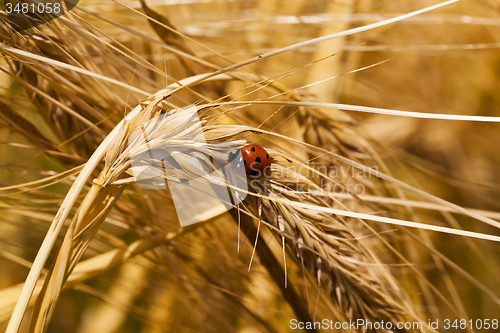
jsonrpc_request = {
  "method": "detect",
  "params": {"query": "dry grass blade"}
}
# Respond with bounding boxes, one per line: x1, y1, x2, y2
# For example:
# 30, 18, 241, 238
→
218, 100, 500, 122
0, 44, 151, 97
28, 183, 125, 333
4, 123, 125, 333
0, 225, 202, 323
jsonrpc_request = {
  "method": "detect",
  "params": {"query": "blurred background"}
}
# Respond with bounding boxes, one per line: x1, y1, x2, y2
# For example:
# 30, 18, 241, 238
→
1, 0, 500, 332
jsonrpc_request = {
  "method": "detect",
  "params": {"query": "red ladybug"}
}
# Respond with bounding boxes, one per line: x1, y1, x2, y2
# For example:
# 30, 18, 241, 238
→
240, 144, 271, 176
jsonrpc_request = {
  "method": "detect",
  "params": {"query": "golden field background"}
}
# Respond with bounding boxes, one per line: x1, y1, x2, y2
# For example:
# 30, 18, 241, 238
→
1, 0, 500, 332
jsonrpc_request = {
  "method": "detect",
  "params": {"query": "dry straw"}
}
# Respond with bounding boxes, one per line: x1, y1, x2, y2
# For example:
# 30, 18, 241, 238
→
1, 0, 500, 332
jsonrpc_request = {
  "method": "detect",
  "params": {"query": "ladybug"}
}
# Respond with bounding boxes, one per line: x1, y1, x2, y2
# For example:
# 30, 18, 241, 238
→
241, 144, 271, 176
228, 144, 271, 177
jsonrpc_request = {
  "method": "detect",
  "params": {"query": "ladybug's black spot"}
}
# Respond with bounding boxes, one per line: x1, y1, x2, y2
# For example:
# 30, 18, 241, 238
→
266, 153, 269, 159
255, 157, 262, 165
250, 146, 256, 152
